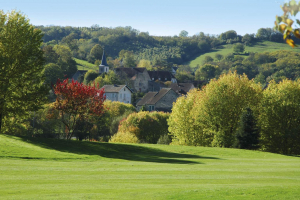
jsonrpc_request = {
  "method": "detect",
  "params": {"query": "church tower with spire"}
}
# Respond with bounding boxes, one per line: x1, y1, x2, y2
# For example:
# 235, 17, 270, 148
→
99, 48, 109, 74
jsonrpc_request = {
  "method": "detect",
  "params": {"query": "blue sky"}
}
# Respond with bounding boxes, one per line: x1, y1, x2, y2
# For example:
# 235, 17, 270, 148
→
2, 0, 287, 36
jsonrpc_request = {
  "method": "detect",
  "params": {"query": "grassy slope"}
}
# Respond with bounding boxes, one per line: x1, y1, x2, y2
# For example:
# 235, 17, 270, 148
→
74, 58, 98, 71
188, 41, 300, 68
1, 134, 300, 200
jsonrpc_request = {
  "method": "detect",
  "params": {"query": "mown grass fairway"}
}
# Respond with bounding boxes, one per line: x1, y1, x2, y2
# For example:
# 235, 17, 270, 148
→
1, 134, 299, 199
188, 41, 300, 68
74, 58, 98, 71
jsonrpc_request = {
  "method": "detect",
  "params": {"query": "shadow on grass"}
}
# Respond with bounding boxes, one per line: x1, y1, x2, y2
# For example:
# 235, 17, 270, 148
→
18, 136, 220, 164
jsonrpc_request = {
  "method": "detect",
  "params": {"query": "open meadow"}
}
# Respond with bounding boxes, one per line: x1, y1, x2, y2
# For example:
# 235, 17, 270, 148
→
0, 134, 299, 199
74, 58, 98, 71
188, 41, 300, 68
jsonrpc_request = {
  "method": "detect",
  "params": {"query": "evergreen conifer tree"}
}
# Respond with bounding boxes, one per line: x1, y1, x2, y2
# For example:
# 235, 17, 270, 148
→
234, 108, 260, 149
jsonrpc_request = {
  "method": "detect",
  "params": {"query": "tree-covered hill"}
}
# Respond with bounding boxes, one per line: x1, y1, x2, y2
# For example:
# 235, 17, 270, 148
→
37, 26, 252, 66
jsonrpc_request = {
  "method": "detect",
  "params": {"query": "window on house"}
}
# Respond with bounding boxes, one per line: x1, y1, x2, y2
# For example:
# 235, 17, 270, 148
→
152, 78, 154, 80
158, 78, 161, 80
165, 78, 167, 80
149, 105, 154, 111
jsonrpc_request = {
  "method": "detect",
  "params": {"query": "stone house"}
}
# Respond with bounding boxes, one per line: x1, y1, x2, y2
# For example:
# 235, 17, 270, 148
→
148, 71, 177, 83
102, 85, 133, 104
169, 83, 195, 95
136, 88, 179, 112
114, 68, 151, 93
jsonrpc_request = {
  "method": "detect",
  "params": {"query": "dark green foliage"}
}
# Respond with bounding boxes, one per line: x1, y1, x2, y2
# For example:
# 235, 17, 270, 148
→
256, 28, 272, 40
74, 119, 93, 141
242, 34, 255, 45
179, 30, 188, 37
132, 92, 145, 107
233, 43, 245, 54
203, 56, 214, 64
234, 108, 259, 150
43, 63, 64, 85
109, 111, 134, 136
215, 53, 223, 61
83, 70, 99, 85
37, 25, 223, 65
157, 134, 172, 145
195, 64, 219, 81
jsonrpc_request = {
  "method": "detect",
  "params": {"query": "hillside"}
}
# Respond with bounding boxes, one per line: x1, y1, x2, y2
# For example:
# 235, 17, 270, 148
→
188, 41, 300, 68
1, 134, 300, 199
74, 58, 98, 71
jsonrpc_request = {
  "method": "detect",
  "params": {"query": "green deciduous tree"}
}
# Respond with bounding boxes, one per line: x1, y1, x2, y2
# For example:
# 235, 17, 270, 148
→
195, 64, 219, 81
179, 30, 189, 37
215, 53, 223, 61
94, 71, 122, 88
195, 72, 262, 147
168, 89, 210, 146
259, 79, 300, 155
123, 51, 136, 68
43, 63, 64, 85
0, 10, 48, 133
83, 70, 99, 85
203, 55, 214, 64
88, 44, 103, 63
169, 72, 262, 148
233, 43, 245, 54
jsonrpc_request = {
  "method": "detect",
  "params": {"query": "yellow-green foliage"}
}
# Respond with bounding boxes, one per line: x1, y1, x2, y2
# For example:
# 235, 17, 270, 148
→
259, 80, 300, 155
115, 111, 170, 144
169, 72, 262, 147
168, 89, 209, 146
109, 131, 139, 143
104, 100, 136, 118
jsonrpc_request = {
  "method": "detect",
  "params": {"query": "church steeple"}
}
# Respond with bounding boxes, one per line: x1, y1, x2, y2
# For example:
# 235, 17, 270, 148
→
100, 48, 108, 67
99, 48, 109, 74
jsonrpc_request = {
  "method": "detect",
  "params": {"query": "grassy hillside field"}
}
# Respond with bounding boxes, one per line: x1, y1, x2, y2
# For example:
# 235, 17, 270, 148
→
188, 41, 300, 68
74, 58, 98, 71
1, 134, 299, 200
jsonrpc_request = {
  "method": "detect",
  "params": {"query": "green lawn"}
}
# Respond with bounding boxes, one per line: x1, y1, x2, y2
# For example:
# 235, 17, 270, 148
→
74, 58, 98, 71
1, 134, 300, 199
188, 41, 300, 68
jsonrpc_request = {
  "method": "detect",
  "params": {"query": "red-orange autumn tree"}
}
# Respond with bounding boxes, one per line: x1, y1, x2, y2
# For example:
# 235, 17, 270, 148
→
51, 79, 106, 140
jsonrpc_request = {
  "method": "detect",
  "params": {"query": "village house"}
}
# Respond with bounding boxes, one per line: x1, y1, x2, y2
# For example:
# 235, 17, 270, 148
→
148, 71, 177, 83
114, 67, 151, 93
169, 82, 195, 95
102, 85, 133, 104
136, 88, 179, 112
171, 66, 178, 75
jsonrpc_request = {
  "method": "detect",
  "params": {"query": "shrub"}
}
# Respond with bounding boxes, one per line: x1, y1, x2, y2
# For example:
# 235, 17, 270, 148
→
116, 111, 170, 144
157, 134, 171, 145
109, 131, 139, 143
